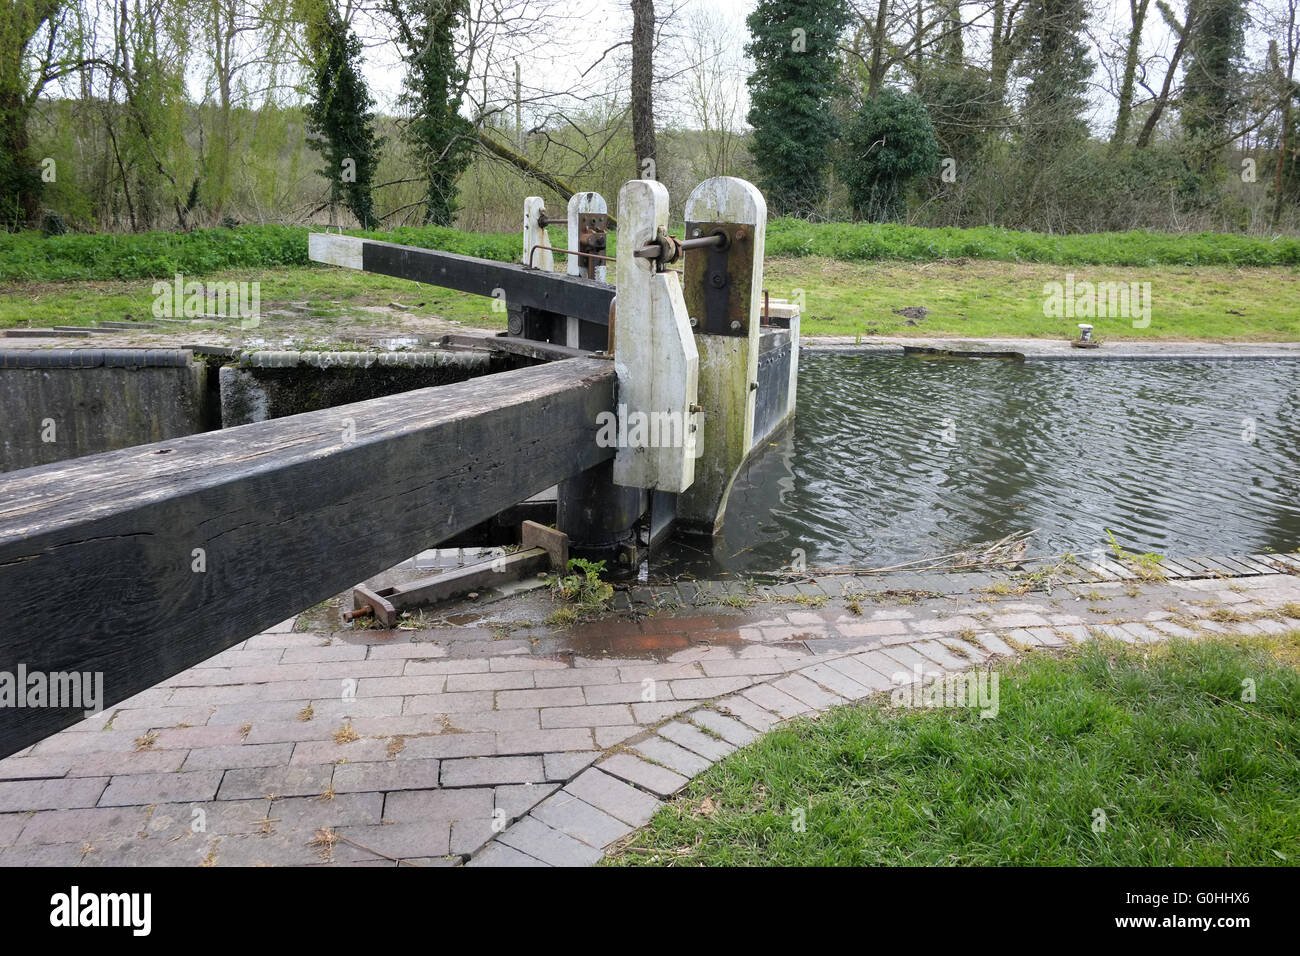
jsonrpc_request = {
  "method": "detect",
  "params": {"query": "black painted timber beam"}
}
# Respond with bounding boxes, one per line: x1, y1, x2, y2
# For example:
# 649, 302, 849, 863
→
0, 357, 616, 757
308, 233, 615, 324
439, 333, 589, 362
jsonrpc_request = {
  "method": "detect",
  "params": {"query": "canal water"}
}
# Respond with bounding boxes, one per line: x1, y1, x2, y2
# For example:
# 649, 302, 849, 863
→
655, 352, 1300, 577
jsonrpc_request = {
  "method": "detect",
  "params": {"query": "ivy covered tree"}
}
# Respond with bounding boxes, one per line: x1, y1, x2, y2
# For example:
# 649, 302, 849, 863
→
1182, 0, 1247, 144
745, 0, 850, 217
839, 87, 940, 221
0, 1, 66, 228
917, 65, 1000, 164
385, 0, 474, 225
1014, 0, 1093, 151
302, 1, 383, 229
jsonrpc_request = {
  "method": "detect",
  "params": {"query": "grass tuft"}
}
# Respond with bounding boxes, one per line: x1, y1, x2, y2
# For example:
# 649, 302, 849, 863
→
332, 723, 361, 745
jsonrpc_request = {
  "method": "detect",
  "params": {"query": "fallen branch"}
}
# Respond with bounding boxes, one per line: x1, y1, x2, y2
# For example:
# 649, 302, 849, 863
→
474, 130, 619, 229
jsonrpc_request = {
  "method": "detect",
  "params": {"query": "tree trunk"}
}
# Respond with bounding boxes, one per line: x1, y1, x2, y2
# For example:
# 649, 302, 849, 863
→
1136, 18, 1190, 148
1, 0, 65, 227
1272, 93, 1293, 226
991, 0, 1009, 99
1112, 0, 1152, 149
911, 1, 923, 80
1272, 2, 1298, 227
867, 0, 888, 98
630, 0, 657, 177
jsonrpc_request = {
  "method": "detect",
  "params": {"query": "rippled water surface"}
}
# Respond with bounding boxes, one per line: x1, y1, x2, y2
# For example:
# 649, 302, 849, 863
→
657, 353, 1300, 576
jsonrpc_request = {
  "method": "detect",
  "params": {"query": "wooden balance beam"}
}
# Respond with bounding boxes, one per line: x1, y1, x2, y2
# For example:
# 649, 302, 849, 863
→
0, 357, 615, 758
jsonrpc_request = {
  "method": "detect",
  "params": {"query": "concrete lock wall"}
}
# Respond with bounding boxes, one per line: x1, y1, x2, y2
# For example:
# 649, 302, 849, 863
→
218, 350, 501, 426
0, 347, 512, 474
752, 317, 800, 449
0, 349, 209, 473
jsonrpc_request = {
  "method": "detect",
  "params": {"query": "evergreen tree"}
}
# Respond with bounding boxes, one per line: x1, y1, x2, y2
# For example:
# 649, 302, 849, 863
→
1182, 0, 1247, 144
303, 2, 383, 229
386, 0, 474, 225
745, 0, 850, 216
839, 86, 940, 220
1014, 0, 1093, 151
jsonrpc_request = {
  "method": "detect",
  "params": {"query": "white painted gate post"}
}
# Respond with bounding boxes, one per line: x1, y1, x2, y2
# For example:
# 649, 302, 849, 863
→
611, 180, 700, 495
564, 191, 608, 347
566, 191, 608, 283
522, 196, 553, 272
676, 176, 767, 535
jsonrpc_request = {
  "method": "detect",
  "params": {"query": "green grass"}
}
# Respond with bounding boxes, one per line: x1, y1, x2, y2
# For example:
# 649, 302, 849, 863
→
0, 267, 504, 332
607, 633, 1300, 866
765, 258, 1300, 340
4, 258, 1293, 341
5, 219, 1300, 284
764, 220, 1300, 267
4, 221, 1298, 340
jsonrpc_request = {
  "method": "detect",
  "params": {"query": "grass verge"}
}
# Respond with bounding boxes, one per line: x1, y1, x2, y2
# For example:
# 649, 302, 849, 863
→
764, 258, 1300, 341
4, 258, 1295, 341
5, 220, 1300, 283
0, 267, 504, 333
607, 632, 1300, 866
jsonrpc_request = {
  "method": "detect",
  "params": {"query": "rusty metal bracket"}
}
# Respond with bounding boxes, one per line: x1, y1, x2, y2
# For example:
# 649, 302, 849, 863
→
344, 584, 398, 627
342, 523, 571, 625
576, 212, 608, 279
683, 221, 752, 336
632, 226, 683, 271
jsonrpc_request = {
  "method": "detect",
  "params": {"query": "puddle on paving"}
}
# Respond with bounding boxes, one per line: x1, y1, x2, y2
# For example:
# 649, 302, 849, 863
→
544, 611, 759, 661
293, 564, 844, 662
440, 612, 486, 626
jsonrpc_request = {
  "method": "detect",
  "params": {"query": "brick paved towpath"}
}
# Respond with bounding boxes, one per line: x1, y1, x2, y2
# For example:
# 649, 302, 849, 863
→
2, 552, 1297, 867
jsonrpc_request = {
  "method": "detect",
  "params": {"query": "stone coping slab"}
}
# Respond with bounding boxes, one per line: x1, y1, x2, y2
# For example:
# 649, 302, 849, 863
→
803, 336, 1300, 361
